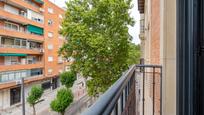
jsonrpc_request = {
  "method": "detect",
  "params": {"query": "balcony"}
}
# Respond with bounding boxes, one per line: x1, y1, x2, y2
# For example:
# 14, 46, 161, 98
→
0, 26, 44, 42
0, 74, 44, 90
0, 44, 43, 54
0, 8, 43, 28
2, 0, 43, 13
82, 64, 162, 115
0, 61, 43, 72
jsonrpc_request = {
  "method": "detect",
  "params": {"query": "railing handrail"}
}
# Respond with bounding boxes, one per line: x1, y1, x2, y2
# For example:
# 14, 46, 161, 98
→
0, 44, 42, 51
82, 65, 136, 115
0, 61, 42, 66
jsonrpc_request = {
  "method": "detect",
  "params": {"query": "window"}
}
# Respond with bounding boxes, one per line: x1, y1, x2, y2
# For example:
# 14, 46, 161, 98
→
59, 69, 63, 73
28, 10, 44, 23
31, 69, 43, 76
59, 14, 63, 19
58, 56, 63, 63
5, 22, 19, 31
48, 68, 53, 74
48, 19, 53, 25
65, 66, 71, 72
58, 35, 64, 39
48, 32, 53, 38
14, 39, 21, 47
4, 4, 19, 15
48, 44, 53, 50
48, 56, 53, 62
59, 25, 62, 29
10, 87, 21, 105
48, 8, 54, 14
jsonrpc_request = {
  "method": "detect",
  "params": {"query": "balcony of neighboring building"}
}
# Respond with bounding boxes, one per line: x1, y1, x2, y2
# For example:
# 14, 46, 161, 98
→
139, 19, 145, 40
1, 0, 44, 14
0, 3, 44, 28
0, 68, 44, 89
0, 55, 43, 72
0, 21, 44, 42
0, 36, 44, 54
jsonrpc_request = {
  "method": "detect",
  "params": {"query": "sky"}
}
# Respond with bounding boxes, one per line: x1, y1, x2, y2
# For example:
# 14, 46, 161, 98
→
49, 0, 141, 45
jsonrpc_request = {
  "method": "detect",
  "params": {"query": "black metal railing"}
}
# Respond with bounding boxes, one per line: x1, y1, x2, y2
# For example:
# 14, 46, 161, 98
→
82, 64, 162, 115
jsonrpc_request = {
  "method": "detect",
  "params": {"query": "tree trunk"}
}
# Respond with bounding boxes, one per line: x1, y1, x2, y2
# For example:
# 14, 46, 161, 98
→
61, 111, 65, 115
32, 105, 36, 115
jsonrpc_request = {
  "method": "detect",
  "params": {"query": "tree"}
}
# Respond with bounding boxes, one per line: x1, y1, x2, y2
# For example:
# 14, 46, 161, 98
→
27, 86, 43, 115
127, 43, 141, 65
60, 71, 77, 88
50, 88, 74, 115
59, 0, 134, 96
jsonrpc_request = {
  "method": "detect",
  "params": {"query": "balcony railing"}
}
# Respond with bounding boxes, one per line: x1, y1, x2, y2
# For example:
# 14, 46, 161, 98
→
0, 44, 42, 52
0, 7, 44, 24
0, 61, 42, 66
82, 64, 162, 115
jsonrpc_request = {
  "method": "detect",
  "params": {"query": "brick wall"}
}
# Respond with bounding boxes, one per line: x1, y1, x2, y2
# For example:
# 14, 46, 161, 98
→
150, 0, 160, 64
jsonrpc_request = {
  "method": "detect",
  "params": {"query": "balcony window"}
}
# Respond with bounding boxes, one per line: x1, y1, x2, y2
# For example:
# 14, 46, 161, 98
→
31, 68, 43, 76
0, 70, 28, 83
4, 56, 19, 65
14, 39, 21, 47
4, 4, 19, 15
5, 22, 19, 31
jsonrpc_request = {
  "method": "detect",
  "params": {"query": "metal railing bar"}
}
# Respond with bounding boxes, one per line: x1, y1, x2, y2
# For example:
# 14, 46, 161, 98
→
136, 64, 162, 68
153, 67, 155, 115
82, 65, 136, 115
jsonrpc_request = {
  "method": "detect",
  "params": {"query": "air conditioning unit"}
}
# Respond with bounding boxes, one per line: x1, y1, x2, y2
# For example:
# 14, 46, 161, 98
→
16, 80, 22, 85
39, 8, 45, 12
40, 49, 44, 53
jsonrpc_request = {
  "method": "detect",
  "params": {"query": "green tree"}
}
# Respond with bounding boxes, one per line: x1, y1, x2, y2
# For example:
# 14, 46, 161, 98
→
50, 88, 74, 115
127, 43, 141, 65
59, 0, 134, 96
27, 86, 43, 115
60, 71, 77, 88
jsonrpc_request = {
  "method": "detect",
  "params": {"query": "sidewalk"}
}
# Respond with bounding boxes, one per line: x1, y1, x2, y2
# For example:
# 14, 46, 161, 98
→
0, 86, 90, 115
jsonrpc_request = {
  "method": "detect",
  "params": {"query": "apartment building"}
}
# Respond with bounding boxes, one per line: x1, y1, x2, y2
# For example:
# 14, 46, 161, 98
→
0, 0, 71, 110
138, 0, 176, 115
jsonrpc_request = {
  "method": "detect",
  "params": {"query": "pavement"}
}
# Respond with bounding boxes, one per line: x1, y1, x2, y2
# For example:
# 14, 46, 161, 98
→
0, 86, 91, 115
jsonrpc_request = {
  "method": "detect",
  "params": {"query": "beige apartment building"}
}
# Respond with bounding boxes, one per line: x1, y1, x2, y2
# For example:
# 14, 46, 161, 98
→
0, 0, 72, 110
138, 0, 176, 115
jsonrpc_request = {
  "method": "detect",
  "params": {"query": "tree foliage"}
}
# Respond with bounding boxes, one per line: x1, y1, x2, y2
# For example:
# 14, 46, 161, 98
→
127, 43, 141, 65
27, 86, 43, 115
60, 71, 77, 88
50, 88, 74, 115
59, 0, 134, 96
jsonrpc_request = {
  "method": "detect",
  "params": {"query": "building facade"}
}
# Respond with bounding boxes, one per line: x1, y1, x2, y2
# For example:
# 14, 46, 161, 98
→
138, 0, 176, 115
0, 0, 71, 110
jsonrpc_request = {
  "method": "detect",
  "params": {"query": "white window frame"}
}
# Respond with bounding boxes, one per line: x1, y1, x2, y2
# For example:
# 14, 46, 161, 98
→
48, 32, 53, 38
48, 56, 53, 62
48, 68, 53, 74
48, 44, 53, 50
48, 7, 54, 14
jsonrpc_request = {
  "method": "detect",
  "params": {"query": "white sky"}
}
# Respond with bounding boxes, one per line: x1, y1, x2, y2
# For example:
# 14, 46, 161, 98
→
49, 0, 141, 44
